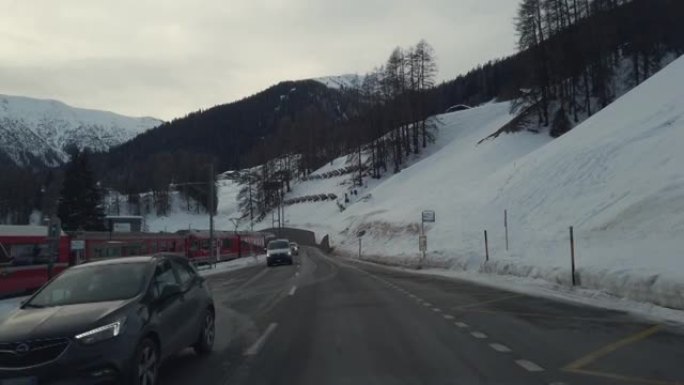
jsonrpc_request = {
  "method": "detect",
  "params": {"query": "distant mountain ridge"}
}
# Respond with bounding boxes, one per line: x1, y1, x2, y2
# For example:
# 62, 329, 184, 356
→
0, 94, 161, 167
312, 74, 364, 90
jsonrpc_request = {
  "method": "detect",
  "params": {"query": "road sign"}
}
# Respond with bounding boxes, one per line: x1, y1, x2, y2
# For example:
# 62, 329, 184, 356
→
71, 240, 85, 251
357, 230, 366, 238
419, 235, 427, 252
422, 210, 436, 223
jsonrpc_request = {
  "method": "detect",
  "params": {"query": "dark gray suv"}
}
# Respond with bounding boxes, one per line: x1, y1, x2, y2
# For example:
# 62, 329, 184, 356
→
0, 255, 215, 385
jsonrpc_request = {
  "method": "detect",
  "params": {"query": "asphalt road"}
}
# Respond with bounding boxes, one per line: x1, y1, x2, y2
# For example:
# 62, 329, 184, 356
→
158, 247, 684, 385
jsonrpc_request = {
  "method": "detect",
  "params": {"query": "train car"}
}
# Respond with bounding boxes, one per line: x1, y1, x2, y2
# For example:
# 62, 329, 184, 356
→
0, 225, 70, 298
73, 232, 187, 261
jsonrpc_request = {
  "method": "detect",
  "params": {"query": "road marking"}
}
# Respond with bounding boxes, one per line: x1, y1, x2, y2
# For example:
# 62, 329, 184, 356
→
471, 331, 487, 339
443, 314, 455, 320
564, 325, 662, 371
244, 323, 278, 356
565, 368, 680, 385
288, 286, 297, 296
432, 308, 442, 313
489, 343, 512, 353
454, 322, 469, 328
423, 302, 432, 307
516, 359, 544, 372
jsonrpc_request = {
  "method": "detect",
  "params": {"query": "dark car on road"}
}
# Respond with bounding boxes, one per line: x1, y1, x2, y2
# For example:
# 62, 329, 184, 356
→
0, 255, 215, 385
266, 239, 293, 267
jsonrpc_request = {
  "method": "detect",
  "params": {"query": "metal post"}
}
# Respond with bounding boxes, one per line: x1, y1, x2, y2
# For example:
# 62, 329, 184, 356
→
209, 163, 216, 263
504, 209, 509, 252
358, 237, 362, 259
421, 220, 426, 263
484, 230, 489, 262
570, 226, 576, 286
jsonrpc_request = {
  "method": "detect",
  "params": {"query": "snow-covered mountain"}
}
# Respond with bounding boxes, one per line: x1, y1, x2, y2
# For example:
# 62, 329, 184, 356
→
0, 94, 161, 167
312, 74, 364, 90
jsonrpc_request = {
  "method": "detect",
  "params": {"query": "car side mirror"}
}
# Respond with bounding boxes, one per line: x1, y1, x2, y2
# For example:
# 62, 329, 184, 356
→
160, 284, 181, 300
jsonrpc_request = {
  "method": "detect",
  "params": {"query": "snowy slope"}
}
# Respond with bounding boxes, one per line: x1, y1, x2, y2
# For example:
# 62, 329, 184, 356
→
279, 57, 684, 309
312, 74, 364, 90
235, 56, 684, 308
0, 94, 161, 166
146, 178, 244, 232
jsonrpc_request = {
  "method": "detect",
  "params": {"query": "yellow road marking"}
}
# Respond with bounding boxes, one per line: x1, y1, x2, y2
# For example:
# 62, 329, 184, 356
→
564, 324, 662, 371
453, 294, 524, 310
566, 368, 683, 385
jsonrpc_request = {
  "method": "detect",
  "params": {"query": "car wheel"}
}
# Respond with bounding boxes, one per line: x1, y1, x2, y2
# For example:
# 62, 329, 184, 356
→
132, 338, 159, 385
194, 309, 215, 355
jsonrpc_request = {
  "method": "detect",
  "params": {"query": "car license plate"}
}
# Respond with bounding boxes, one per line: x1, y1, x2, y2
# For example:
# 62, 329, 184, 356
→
1, 378, 37, 385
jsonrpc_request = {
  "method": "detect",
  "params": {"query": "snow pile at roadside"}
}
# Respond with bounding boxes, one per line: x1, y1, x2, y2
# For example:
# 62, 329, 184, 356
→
199, 255, 266, 277
280, 56, 684, 309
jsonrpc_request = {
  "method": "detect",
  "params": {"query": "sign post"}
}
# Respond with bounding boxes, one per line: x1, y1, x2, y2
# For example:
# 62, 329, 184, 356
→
357, 230, 366, 259
46, 217, 61, 280
419, 210, 435, 268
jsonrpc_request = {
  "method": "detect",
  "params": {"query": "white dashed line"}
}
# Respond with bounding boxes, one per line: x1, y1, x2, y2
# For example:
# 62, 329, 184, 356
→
489, 343, 512, 353
422, 302, 432, 307
288, 286, 297, 296
454, 322, 469, 328
442, 314, 455, 320
432, 308, 442, 313
244, 323, 278, 356
515, 360, 544, 372
471, 331, 487, 339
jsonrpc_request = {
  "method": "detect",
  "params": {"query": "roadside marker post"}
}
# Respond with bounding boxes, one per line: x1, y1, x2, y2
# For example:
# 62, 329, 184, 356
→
357, 230, 366, 260
420, 210, 435, 268
570, 226, 576, 286
504, 209, 509, 252
484, 230, 489, 262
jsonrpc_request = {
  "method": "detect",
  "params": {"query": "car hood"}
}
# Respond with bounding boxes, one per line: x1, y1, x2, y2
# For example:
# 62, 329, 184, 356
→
0, 300, 129, 342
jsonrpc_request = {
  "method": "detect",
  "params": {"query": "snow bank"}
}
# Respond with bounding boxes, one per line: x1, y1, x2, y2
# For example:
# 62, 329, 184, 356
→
199, 255, 266, 277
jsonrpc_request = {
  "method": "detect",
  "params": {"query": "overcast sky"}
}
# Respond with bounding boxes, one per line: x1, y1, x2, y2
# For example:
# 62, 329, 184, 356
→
1, 0, 518, 120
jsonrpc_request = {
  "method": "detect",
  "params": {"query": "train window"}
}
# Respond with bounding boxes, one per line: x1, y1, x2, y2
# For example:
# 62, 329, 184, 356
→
200, 240, 210, 250
190, 241, 199, 252
106, 247, 121, 258
222, 239, 232, 249
0, 242, 10, 263
7, 244, 51, 266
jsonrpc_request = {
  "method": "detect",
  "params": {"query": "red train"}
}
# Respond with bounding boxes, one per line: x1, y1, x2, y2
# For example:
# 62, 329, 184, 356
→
0, 225, 266, 298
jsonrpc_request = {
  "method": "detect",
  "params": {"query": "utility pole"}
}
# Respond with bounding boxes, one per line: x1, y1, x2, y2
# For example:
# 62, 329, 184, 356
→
209, 163, 216, 262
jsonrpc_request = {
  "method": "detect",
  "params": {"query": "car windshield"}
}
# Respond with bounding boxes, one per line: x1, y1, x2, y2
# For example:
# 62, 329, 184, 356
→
268, 241, 289, 250
27, 262, 149, 307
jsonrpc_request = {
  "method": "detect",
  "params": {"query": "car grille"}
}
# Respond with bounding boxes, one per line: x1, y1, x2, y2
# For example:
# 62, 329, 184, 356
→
0, 338, 70, 369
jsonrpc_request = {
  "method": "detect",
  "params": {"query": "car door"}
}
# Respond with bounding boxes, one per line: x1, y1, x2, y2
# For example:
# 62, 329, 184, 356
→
169, 258, 205, 347
150, 259, 186, 357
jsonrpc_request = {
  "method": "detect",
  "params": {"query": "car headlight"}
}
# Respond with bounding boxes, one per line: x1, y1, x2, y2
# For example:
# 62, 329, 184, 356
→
288, 251, 292, 256
75, 317, 126, 345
